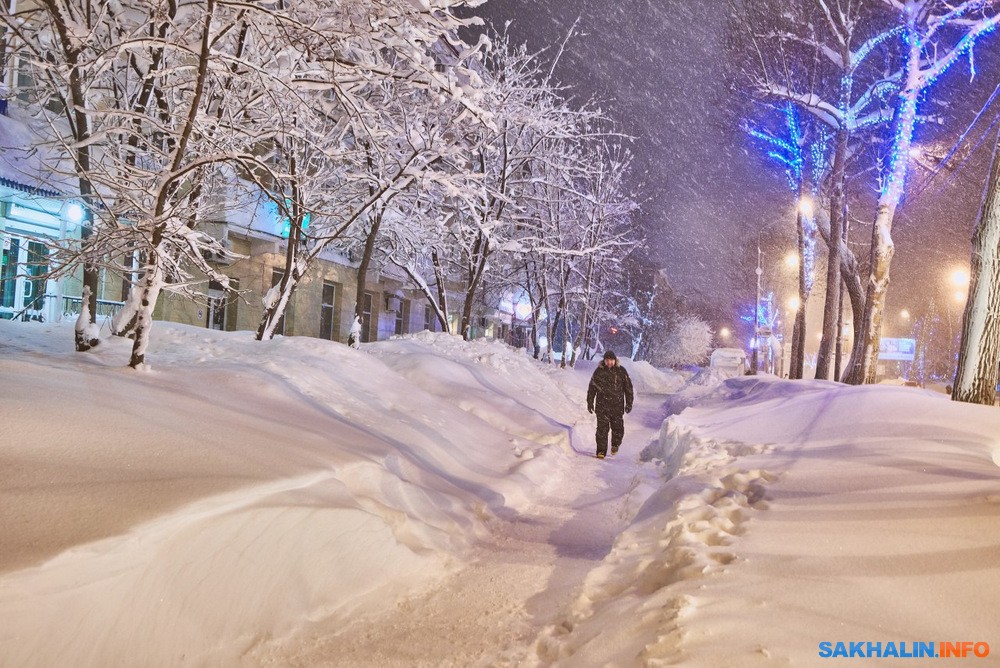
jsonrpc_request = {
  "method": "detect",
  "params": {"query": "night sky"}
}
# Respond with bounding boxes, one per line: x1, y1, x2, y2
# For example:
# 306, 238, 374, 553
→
460, 0, 1000, 330
459, 0, 768, 315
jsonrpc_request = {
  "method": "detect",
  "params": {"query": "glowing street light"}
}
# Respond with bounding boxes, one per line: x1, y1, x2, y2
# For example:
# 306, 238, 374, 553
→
787, 295, 801, 312
950, 268, 970, 303
951, 268, 970, 288
63, 201, 86, 225
900, 309, 910, 320
784, 252, 799, 269
719, 327, 731, 340
798, 196, 814, 218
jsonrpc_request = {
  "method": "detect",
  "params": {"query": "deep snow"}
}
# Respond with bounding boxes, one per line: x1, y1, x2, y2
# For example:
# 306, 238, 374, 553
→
1, 319, 998, 666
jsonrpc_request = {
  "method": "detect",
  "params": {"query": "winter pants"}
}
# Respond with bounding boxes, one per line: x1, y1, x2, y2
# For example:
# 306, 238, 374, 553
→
595, 412, 624, 456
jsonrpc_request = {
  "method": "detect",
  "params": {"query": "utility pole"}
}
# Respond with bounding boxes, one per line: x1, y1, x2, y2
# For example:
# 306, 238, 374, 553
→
751, 235, 762, 375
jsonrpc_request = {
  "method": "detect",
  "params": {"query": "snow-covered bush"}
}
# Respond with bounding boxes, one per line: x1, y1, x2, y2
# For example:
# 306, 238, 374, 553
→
659, 315, 713, 368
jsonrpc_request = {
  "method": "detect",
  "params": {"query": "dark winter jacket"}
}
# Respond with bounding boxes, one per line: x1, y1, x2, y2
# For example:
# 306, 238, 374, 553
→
587, 363, 634, 416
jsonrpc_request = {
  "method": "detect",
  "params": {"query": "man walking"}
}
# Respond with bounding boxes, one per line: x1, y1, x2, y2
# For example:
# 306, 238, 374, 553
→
587, 350, 634, 459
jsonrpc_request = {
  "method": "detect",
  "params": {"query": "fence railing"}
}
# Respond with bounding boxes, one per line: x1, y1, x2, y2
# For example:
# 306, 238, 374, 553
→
62, 295, 126, 319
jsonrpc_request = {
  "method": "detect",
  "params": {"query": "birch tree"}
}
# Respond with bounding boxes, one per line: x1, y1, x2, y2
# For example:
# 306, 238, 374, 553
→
844, 0, 1000, 384
249, 0, 488, 342
745, 103, 830, 378
733, 0, 905, 381
953, 128, 1000, 404
5, 0, 252, 364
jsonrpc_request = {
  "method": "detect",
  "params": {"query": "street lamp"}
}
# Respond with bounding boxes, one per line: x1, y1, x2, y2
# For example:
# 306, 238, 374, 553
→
798, 196, 814, 218
951, 268, 970, 303
753, 254, 762, 375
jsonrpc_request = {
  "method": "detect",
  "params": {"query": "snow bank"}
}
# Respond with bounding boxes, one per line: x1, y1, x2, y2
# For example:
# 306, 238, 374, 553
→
7, 319, 1000, 666
0, 320, 585, 666
535, 376, 1000, 665
624, 359, 686, 394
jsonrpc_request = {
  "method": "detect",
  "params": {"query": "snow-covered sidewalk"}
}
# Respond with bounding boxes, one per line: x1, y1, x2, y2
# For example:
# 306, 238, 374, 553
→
0, 320, 675, 666
3, 319, 998, 666
247, 389, 671, 666
536, 379, 1000, 666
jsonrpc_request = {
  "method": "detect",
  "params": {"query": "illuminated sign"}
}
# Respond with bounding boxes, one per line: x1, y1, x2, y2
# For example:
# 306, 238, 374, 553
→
879, 337, 915, 361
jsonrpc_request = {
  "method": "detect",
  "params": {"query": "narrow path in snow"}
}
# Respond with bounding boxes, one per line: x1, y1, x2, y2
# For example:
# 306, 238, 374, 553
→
265, 394, 670, 666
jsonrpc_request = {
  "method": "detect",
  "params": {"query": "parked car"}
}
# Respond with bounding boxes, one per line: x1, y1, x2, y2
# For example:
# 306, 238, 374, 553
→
710, 347, 748, 377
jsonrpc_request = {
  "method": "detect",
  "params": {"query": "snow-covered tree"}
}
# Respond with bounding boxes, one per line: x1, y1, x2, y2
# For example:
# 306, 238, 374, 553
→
564, 147, 639, 366
843, 0, 1000, 384
2, 0, 116, 350
734, 0, 1000, 384
659, 315, 714, 369
440, 34, 605, 342
745, 102, 829, 378
731, 0, 898, 380
953, 129, 1000, 404
614, 285, 657, 362
6, 0, 274, 365
250, 0, 489, 342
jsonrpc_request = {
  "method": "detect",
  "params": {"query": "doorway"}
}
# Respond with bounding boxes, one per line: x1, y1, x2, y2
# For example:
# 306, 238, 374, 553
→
1, 235, 49, 321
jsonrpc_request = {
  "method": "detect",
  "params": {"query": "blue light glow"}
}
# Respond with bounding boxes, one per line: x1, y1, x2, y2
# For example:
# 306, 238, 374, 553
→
279, 198, 311, 239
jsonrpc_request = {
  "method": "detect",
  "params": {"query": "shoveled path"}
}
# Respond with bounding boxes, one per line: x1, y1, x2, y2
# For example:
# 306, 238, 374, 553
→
261, 394, 671, 667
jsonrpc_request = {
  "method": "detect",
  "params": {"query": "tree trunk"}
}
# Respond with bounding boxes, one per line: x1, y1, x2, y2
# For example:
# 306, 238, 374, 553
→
572, 255, 598, 368
561, 303, 572, 369
833, 215, 852, 380
843, 23, 921, 385
431, 249, 451, 332
953, 131, 1000, 405
257, 179, 307, 341
353, 209, 384, 339
816, 128, 848, 379
790, 202, 807, 379
523, 260, 541, 359
256, 262, 301, 341
540, 259, 555, 363
128, 248, 165, 368
844, 203, 895, 384
838, 270, 866, 381
461, 230, 490, 341
73, 285, 99, 350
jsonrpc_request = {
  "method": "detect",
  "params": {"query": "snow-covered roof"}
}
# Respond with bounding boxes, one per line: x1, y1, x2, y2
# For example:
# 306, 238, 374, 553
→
0, 108, 79, 197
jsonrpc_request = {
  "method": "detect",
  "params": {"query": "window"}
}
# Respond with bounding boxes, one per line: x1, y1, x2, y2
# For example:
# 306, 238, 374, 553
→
320, 281, 338, 341
206, 280, 226, 331
0, 237, 48, 320
0, 44, 9, 116
424, 305, 435, 332
120, 247, 139, 302
1, 237, 17, 313
394, 298, 409, 336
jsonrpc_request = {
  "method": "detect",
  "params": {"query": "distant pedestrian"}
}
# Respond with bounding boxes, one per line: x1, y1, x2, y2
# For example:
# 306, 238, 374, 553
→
587, 350, 634, 459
